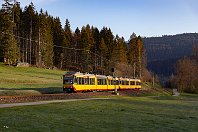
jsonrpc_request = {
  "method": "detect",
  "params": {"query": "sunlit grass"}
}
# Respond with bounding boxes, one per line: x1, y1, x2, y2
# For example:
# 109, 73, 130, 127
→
0, 64, 65, 95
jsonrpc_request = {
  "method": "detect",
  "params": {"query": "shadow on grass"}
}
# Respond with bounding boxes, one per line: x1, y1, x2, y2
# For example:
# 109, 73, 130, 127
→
0, 87, 63, 95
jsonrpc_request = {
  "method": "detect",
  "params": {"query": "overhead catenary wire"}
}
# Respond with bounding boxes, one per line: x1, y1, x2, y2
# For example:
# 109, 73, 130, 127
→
1, 31, 138, 77
0, 31, 112, 63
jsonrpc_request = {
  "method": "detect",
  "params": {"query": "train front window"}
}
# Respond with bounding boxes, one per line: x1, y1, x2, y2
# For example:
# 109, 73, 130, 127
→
63, 78, 73, 84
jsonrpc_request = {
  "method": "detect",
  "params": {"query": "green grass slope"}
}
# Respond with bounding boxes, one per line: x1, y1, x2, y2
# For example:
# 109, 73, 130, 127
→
0, 63, 65, 95
0, 63, 171, 96
0, 94, 197, 131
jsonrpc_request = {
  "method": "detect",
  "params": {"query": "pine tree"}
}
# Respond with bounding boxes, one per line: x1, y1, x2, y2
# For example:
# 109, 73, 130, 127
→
128, 34, 144, 78
100, 27, 114, 59
38, 10, 54, 67
73, 27, 81, 70
98, 37, 108, 74
136, 36, 144, 78
21, 3, 35, 64
12, 1, 21, 47
80, 26, 90, 72
52, 17, 64, 68
91, 27, 100, 73
111, 35, 128, 76
100, 27, 114, 74
0, 0, 20, 65
62, 19, 72, 69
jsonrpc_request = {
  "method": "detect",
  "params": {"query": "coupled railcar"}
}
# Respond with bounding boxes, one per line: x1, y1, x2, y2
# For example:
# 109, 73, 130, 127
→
63, 72, 141, 93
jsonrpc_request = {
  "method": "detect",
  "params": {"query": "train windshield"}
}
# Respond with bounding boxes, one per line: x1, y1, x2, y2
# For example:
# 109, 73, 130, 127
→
63, 77, 73, 84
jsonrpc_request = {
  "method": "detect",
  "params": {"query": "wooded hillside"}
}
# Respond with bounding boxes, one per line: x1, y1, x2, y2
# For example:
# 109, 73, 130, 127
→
0, 0, 146, 78
143, 33, 198, 77
144, 33, 198, 62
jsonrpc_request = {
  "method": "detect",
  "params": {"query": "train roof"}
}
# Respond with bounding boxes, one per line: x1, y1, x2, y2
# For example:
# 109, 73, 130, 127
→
128, 78, 141, 81
64, 72, 141, 81
96, 75, 107, 79
81, 74, 95, 78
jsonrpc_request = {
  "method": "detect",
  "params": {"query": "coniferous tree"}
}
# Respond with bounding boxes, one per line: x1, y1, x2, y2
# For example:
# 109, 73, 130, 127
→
136, 36, 144, 78
73, 27, 81, 70
21, 3, 35, 64
38, 10, 54, 67
52, 17, 64, 68
91, 27, 100, 72
12, 1, 21, 48
128, 35, 137, 77
80, 26, 91, 72
62, 19, 72, 69
0, 10, 5, 62
100, 27, 114, 59
128, 34, 144, 78
98, 37, 108, 74
111, 35, 128, 76
0, 0, 20, 65
100, 27, 114, 74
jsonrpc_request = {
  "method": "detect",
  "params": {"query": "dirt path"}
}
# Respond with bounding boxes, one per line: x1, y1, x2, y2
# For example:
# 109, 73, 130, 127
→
0, 98, 111, 108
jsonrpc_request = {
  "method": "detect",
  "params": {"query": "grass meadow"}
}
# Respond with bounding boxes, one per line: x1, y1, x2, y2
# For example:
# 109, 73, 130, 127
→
0, 64, 65, 95
0, 94, 198, 132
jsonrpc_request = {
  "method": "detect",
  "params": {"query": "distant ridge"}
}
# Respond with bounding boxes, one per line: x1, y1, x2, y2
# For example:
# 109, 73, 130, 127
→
143, 33, 198, 77
143, 33, 198, 62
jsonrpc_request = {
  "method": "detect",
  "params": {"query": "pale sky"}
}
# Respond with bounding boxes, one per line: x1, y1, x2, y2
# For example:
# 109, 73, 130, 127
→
1, 0, 198, 40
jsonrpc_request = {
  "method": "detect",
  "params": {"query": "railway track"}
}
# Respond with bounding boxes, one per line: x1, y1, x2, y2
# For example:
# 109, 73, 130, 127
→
0, 89, 150, 104
0, 92, 114, 104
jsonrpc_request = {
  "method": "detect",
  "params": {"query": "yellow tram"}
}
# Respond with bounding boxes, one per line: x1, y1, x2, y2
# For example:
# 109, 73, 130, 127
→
63, 72, 141, 93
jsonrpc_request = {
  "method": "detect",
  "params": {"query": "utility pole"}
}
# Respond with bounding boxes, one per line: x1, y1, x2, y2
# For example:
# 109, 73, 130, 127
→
133, 62, 136, 78
38, 27, 41, 67
25, 36, 28, 62
29, 18, 32, 64
94, 43, 97, 73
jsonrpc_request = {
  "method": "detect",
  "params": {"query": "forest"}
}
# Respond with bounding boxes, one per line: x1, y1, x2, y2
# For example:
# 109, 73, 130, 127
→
144, 33, 198, 62
0, 0, 145, 78
144, 34, 198, 93
144, 33, 198, 76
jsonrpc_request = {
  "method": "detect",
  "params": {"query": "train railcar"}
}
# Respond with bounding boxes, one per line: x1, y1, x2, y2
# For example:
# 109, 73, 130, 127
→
63, 72, 141, 93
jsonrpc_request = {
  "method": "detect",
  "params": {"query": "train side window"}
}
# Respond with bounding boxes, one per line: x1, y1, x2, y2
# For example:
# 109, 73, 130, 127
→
82, 78, 85, 85
77, 77, 80, 84
98, 79, 106, 85
103, 79, 107, 85
111, 80, 114, 85
78, 77, 82, 85
93, 78, 95, 85
80, 78, 84, 85
136, 82, 141, 85
97, 79, 100, 85
84, 78, 88, 85
89, 78, 95, 85
73, 77, 77, 84
130, 81, 135, 85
